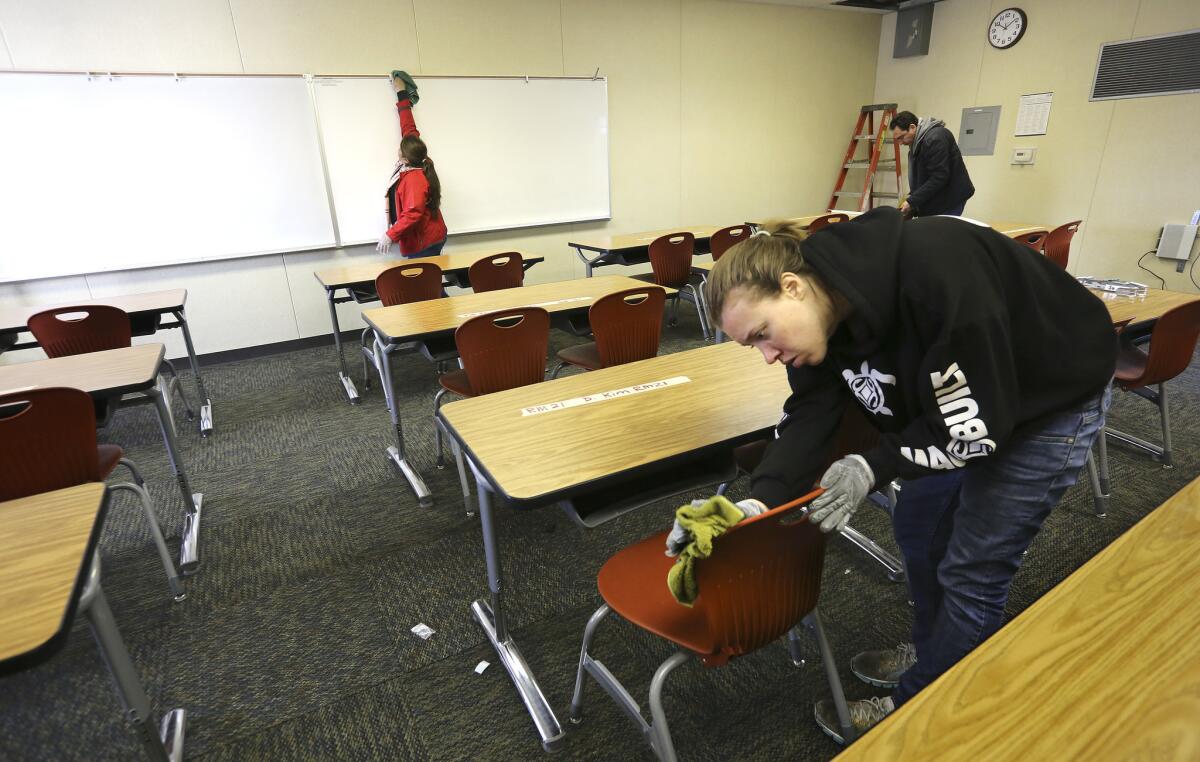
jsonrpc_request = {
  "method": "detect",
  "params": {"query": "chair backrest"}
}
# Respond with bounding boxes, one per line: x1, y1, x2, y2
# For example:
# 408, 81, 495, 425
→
646, 232, 696, 288
709, 225, 752, 261
0, 387, 99, 502
589, 287, 666, 368
1014, 229, 1050, 253
1134, 301, 1200, 386
807, 213, 851, 233
27, 305, 132, 358
468, 252, 524, 293
376, 261, 444, 306
455, 307, 550, 396
1044, 220, 1081, 270
694, 489, 826, 665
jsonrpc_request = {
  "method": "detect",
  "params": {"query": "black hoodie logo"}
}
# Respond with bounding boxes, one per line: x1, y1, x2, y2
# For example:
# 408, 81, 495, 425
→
842, 361, 896, 416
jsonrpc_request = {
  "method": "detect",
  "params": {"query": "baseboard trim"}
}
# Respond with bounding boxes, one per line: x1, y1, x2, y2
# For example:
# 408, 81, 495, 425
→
169, 331, 359, 367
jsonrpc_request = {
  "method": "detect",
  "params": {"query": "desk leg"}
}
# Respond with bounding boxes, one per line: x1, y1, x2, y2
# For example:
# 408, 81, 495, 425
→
467, 460, 565, 752
325, 288, 361, 405
81, 556, 186, 762
172, 309, 214, 436
572, 246, 605, 278
377, 336, 433, 508
149, 386, 203, 575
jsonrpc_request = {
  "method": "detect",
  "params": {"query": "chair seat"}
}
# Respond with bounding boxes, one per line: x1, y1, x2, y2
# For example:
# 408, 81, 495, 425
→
597, 529, 720, 656
97, 444, 124, 478
556, 342, 602, 371
1115, 342, 1149, 386
437, 368, 475, 398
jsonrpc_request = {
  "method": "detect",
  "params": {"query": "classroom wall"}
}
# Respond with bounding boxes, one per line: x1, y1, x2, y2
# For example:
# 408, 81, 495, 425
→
873, 0, 1200, 286
0, 0, 880, 363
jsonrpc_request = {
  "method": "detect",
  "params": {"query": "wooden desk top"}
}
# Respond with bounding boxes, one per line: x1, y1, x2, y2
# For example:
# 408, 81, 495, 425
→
0, 344, 164, 397
439, 341, 789, 501
567, 226, 720, 253
0, 289, 187, 335
990, 220, 1049, 237
363, 276, 675, 344
0, 483, 108, 669
747, 212, 864, 228
313, 249, 542, 289
1094, 288, 1200, 326
837, 475, 1200, 761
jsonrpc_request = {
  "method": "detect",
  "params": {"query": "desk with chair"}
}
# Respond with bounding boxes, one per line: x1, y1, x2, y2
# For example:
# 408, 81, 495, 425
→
361, 275, 674, 509
567, 226, 718, 277
438, 341, 787, 750
0, 289, 214, 436
0, 344, 204, 574
746, 211, 864, 230
836, 474, 1200, 760
0, 482, 186, 761
313, 250, 545, 404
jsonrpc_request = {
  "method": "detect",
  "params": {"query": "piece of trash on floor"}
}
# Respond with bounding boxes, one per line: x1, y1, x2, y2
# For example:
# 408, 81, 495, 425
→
475, 661, 490, 674
411, 623, 435, 640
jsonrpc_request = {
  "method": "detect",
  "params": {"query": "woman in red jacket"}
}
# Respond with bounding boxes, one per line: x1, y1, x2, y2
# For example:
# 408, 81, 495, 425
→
376, 71, 448, 258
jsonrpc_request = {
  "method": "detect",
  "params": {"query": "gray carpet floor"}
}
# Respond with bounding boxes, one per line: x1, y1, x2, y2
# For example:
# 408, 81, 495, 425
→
2, 302, 1198, 761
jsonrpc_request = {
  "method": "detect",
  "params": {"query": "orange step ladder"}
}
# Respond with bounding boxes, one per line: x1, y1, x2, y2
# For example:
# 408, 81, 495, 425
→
827, 103, 903, 213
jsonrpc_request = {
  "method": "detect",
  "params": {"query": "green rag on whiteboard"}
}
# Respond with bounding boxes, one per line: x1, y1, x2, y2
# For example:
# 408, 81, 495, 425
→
667, 495, 746, 607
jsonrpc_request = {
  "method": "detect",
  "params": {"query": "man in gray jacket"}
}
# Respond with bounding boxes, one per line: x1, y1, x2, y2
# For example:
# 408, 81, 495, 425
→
891, 110, 975, 219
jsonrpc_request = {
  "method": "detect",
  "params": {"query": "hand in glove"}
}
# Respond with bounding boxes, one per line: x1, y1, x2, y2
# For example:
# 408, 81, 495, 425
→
376, 233, 394, 255
665, 497, 768, 557
808, 455, 874, 533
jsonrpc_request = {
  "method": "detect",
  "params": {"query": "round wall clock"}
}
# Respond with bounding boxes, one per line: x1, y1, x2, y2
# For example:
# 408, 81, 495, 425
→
988, 7, 1027, 49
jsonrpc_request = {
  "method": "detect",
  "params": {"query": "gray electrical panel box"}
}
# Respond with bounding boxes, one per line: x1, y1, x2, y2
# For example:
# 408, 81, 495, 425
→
959, 106, 1001, 156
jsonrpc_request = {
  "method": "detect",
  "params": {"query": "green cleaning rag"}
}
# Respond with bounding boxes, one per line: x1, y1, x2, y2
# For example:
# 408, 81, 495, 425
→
667, 495, 746, 607
391, 70, 420, 104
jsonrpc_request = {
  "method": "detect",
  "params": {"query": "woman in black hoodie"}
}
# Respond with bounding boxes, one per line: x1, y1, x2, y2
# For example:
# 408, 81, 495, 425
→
703, 207, 1115, 742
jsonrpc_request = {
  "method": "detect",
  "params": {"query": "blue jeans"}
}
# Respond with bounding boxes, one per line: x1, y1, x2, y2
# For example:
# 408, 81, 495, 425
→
405, 238, 446, 259
890, 385, 1111, 706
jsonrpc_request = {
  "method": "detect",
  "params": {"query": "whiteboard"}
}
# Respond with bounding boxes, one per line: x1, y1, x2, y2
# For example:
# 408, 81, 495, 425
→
313, 76, 610, 244
0, 73, 336, 283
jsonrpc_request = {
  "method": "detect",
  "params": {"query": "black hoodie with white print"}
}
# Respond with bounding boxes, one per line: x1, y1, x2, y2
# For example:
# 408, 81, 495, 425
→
749, 206, 1116, 508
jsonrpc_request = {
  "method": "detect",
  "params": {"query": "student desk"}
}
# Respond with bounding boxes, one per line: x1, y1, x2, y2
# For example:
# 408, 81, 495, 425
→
567, 226, 719, 277
361, 275, 674, 509
0, 483, 186, 760
745, 212, 864, 229
836, 475, 1200, 760
0, 344, 204, 574
0, 289, 214, 437
1092, 287, 1200, 326
437, 341, 790, 751
313, 250, 544, 404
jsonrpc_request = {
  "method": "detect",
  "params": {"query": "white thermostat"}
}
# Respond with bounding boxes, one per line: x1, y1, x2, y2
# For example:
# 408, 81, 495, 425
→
1011, 147, 1036, 164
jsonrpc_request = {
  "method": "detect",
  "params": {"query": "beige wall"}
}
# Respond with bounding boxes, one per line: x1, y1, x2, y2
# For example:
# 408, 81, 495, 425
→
0, 0, 880, 360
874, 0, 1200, 286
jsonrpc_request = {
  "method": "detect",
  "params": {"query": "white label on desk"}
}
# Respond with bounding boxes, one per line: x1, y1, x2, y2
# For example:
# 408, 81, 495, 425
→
520, 376, 691, 416
457, 296, 592, 320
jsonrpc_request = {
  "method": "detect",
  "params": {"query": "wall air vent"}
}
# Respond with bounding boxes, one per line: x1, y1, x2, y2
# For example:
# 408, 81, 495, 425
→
1091, 29, 1200, 101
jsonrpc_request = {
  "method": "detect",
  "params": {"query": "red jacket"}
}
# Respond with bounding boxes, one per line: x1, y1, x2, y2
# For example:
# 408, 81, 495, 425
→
385, 100, 448, 254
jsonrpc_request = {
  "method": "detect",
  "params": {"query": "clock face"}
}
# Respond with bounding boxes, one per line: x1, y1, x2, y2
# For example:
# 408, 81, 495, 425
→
989, 7, 1027, 49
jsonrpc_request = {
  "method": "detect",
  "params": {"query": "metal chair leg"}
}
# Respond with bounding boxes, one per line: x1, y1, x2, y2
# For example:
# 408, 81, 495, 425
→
118, 457, 146, 487
786, 624, 805, 667
360, 328, 374, 391
715, 481, 728, 496
569, 604, 611, 723
434, 389, 451, 469
449, 429, 473, 517
1158, 382, 1173, 468
160, 359, 195, 422
1086, 447, 1108, 518
806, 609, 855, 743
551, 360, 568, 379
109, 482, 185, 602
648, 652, 690, 762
